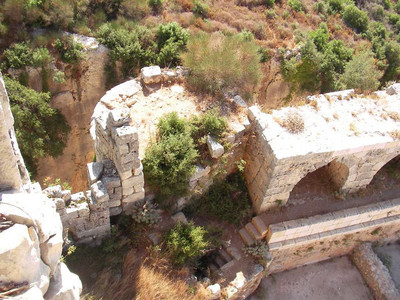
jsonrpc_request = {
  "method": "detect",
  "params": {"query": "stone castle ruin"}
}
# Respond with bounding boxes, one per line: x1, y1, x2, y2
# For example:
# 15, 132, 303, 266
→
2, 63, 400, 299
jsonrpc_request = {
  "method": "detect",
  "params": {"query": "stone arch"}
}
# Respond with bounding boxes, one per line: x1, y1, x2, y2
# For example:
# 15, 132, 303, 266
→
367, 153, 400, 186
287, 159, 350, 204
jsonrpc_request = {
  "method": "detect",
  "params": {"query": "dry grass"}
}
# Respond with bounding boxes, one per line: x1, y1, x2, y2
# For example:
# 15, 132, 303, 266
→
309, 99, 319, 110
83, 249, 207, 300
277, 111, 304, 133
387, 111, 400, 121
349, 122, 359, 135
390, 130, 400, 140
333, 113, 339, 119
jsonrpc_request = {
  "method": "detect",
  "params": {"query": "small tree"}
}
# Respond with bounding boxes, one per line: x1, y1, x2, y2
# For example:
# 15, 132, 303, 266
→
4, 76, 70, 175
342, 5, 369, 33
339, 51, 382, 92
164, 222, 209, 266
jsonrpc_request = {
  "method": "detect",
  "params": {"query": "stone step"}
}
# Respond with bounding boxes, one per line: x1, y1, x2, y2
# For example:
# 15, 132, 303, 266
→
239, 228, 255, 246
222, 242, 242, 260
245, 222, 263, 241
214, 256, 226, 268
209, 263, 219, 273
219, 248, 233, 262
220, 259, 236, 272
252, 216, 269, 237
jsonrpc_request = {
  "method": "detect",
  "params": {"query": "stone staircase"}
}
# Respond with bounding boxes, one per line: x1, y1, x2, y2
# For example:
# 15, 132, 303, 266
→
239, 216, 269, 246
209, 241, 242, 272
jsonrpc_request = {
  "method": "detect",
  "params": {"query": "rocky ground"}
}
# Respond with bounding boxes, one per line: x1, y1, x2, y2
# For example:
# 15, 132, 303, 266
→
249, 256, 373, 300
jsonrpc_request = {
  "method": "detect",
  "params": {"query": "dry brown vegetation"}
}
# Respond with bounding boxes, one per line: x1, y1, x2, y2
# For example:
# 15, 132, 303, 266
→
276, 110, 304, 133
82, 249, 207, 300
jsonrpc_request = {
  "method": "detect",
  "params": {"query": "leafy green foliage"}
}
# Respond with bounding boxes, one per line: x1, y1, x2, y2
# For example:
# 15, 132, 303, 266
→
156, 22, 188, 67
184, 172, 252, 225
309, 23, 329, 51
343, 5, 369, 33
192, 1, 210, 18
2, 42, 51, 70
4, 76, 70, 175
54, 37, 84, 64
149, 0, 163, 13
143, 113, 198, 199
190, 109, 227, 141
181, 32, 261, 99
288, 0, 304, 12
339, 51, 382, 92
164, 222, 209, 266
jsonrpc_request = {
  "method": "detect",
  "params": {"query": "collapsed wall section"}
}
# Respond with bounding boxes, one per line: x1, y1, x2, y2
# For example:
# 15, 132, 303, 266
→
246, 86, 400, 214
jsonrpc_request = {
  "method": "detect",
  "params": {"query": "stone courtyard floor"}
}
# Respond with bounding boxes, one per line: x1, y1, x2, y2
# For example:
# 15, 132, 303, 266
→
248, 256, 373, 300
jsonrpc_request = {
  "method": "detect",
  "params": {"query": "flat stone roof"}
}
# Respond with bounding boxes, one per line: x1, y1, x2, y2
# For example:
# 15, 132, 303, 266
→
251, 86, 400, 159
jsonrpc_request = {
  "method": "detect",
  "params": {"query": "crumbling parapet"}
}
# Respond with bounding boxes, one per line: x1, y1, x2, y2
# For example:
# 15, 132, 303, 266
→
0, 73, 30, 192
246, 86, 400, 214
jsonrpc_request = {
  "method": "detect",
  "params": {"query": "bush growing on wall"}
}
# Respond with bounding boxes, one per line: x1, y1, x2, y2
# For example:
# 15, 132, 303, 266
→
143, 113, 198, 199
181, 32, 261, 99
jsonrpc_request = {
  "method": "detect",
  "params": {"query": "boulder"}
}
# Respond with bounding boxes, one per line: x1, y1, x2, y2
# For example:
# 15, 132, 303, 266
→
13, 286, 44, 300
386, 83, 400, 95
0, 224, 50, 295
207, 283, 221, 299
44, 263, 82, 300
1, 193, 62, 244
207, 135, 224, 159
141, 66, 162, 85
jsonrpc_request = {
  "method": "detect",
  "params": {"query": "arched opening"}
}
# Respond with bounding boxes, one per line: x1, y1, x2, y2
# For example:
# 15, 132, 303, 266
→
288, 160, 349, 206
367, 154, 400, 191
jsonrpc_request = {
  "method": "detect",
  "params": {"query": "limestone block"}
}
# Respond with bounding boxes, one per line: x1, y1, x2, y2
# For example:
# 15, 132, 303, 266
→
141, 66, 162, 84
64, 207, 79, 221
87, 162, 104, 184
13, 286, 44, 300
190, 165, 207, 182
110, 206, 122, 216
102, 176, 121, 190
172, 212, 188, 225
112, 125, 138, 145
60, 190, 71, 202
90, 181, 109, 203
386, 83, 400, 95
248, 106, 261, 122
133, 162, 143, 176
76, 202, 90, 218
207, 135, 224, 159
122, 190, 145, 203
119, 170, 133, 180
230, 272, 247, 289
123, 186, 134, 196
109, 200, 121, 208
52, 198, 65, 210
232, 95, 247, 107
121, 173, 144, 189
40, 232, 63, 275
44, 262, 82, 300
225, 285, 238, 299
107, 108, 131, 127
207, 284, 221, 300
70, 192, 86, 203
0, 224, 50, 295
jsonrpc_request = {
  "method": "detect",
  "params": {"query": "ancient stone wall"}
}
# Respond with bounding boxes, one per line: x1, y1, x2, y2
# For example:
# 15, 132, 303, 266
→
245, 87, 400, 214
351, 243, 400, 300
265, 199, 400, 272
0, 73, 30, 192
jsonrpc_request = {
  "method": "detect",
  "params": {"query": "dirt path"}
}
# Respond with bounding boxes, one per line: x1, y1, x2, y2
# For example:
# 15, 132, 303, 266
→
248, 256, 373, 300
260, 160, 400, 226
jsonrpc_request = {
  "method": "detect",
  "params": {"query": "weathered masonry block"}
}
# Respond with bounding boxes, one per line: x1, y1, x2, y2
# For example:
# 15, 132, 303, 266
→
245, 87, 400, 214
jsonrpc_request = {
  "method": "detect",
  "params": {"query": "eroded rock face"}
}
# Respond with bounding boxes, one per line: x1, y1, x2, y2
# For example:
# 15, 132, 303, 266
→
0, 193, 82, 299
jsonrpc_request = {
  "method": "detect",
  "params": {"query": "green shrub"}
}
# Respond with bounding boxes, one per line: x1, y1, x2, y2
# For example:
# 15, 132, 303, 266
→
342, 5, 369, 33
382, 41, 400, 83
164, 222, 209, 266
288, 0, 304, 12
395, 1, 400, 14
54, 37, 84, 64
4, 76, 70, 175
265, 0, 275, 8
53, 70, 66, 84
309, 23, 329, 51
370, 5, 384, 21
383, 0, 391, 10
184, 172, 252, 225
339, 51, 382, 92
388, 13, 400, 25
192, 1, 209, 18
131, 200, 161, 225
149, 0, 163, 13
2, 42, 51, 70
181, 32, 261, 98
325, 0, 353, 15
143, 113, 198, 198
258, 47, 271, 62
156, 22, 188, 67
190, 109, 227, 142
